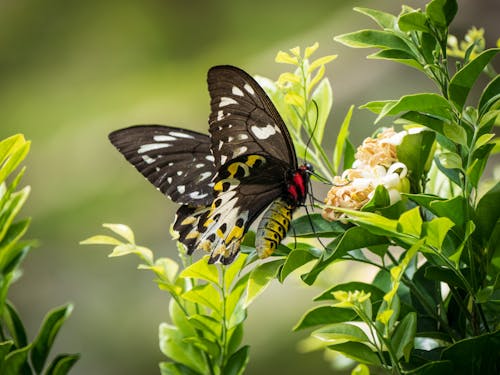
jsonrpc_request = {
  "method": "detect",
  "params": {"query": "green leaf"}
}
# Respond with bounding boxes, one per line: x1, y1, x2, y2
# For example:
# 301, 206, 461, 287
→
475, 181, 500, 246
448, 48, 500, 111
294, 306, 357, 331
360, 100, 394, 114
437, 151, 462, 169
187, 314, 221, 339
290, 213, 347, 238
429, 195, 467, 226
362, 185, 390, 212
434, 153, 461, 186
183, 336, 220, 359
222, 345, 249, 375
179, 256, 219, 286
226, 324, 244, 357
333, 105, 354, 174
3, 344, 30, 375
397, 207, 422, 238
30, 304, 73, 374
330, 208, 401, 239
0, 187, 30, 245
397, 130, 436, 191
159, 362, 202, 375
354, 7, 396, 29
0, 219, 31, 273
426, 0, 457, 27
424, 266, 465, 289
401, 111, 446, 135
3, 302, 28, 348
479, 74, 500, 115
159, 323, 207, 375
0, 135, 30, 186
441, 330, 500, 374
351, 364, 370, 375
392, 312, 416, 361
181, 283, 221, 314
102, 223, 135, 244
443, 122, 468, 146
243, 259, 284, 308
44, 354, 80, 375
279, 248, 318, 282
224, 253, 247, 291
368, 49, 423, 71
169, 299, 197, 339
334, 30, 414, 56
0, 340, 14, 364
398, 10, 430, 33
79, 235, 122, 246
313, 323, 370, 344
301, 227, 389, 285
343, 138, 356, 170
375, 93, 452, 123
328, 342, 380, 365
422, 217, 455, 251
310, 78, 333, 144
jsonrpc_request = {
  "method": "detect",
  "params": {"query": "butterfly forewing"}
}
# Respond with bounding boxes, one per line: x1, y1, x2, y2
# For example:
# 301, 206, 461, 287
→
109, 65, 308, 264
207, 65, 298, 169
109, 125, 216, 206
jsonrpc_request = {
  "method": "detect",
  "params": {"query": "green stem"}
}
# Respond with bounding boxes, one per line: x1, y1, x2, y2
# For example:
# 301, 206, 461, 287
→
219, 265, 229, 368
356, 307, 402, 374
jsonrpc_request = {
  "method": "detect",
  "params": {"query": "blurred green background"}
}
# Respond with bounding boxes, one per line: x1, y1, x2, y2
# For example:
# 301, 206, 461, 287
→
2, 0, 498, 374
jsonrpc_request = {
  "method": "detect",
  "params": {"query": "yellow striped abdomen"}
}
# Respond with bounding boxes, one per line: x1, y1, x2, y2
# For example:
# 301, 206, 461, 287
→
255, 198, 293, 258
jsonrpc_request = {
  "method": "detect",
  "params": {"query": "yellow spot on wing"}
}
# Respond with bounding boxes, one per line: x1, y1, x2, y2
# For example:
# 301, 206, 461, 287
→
225, 225, 244, 245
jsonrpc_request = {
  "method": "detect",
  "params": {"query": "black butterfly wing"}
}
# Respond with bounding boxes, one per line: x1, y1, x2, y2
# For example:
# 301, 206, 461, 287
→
187, 66, 301, 263
207, 65, 298, 169
108, 125, 216, 206
196, 155, 289, 264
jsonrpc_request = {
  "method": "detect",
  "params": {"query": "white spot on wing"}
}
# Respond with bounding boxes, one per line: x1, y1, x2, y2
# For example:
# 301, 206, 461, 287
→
177, 170, 183, 176
142, 155, 156, 164
153, 135, 176, 142
219, 97, 238, 107
195, 163, 204, 168
232, 86, 244, 96
237, 133, 249, 140
220, 155, 228, 165
244, 83, 255, 95
217, 110, 225, 121
167, 177, 173, 184
169, 131, 194, 139
189, 191, 208, 199
199, 171, 212, 182
218, 140, 224, 150
138, 143, 171, 153
206, 155, 215, 162
250, 124, 278, 140
233, 146, 248, 157
177, 185, 185, 194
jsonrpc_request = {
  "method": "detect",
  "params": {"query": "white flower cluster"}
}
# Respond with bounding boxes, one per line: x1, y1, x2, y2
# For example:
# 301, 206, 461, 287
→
323, 128, 410, 221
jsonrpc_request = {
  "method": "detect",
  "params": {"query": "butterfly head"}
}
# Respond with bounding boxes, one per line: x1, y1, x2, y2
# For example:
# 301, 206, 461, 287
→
286, 164, 313, 206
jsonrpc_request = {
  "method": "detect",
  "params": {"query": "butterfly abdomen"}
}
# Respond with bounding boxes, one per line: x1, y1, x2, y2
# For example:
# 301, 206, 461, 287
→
255, 198, 293, 258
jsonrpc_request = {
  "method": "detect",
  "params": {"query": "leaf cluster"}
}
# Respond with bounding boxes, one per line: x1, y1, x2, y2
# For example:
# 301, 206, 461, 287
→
82, 225, 264, 375
0, 135, 78, 375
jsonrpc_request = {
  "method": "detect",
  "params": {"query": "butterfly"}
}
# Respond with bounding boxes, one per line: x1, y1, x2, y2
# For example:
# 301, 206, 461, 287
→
109, 65, 312, 264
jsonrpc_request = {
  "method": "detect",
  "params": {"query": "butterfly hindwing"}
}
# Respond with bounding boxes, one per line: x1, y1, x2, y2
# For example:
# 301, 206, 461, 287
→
207, 65, 298, 169
109, 125, 216, 206
195, 154, 290, 264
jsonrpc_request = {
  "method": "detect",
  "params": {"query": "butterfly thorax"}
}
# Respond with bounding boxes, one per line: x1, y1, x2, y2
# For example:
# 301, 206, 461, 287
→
285, 164, 312, 207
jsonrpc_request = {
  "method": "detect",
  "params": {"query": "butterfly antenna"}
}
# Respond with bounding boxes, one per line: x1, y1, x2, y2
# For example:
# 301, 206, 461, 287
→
302, 100, 320, 163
